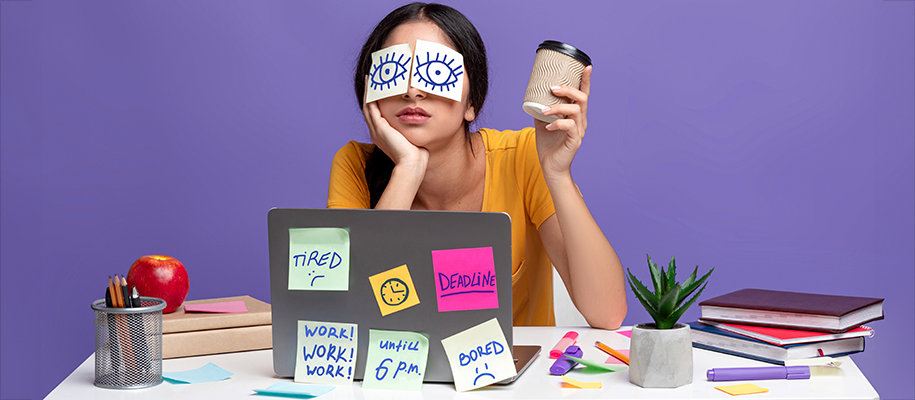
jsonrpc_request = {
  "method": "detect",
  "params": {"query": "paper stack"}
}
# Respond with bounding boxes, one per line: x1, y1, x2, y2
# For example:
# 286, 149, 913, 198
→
162, 295, 272, 359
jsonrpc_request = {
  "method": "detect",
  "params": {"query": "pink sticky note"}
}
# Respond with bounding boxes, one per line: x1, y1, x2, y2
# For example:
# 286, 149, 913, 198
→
605, 349, 630, 365
184, 301, 248, 313
616, 330, 632, 338
432, 247, 498, 312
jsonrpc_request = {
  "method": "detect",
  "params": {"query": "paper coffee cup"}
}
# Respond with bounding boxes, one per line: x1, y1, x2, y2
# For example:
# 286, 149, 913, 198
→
522, 41, 592, 123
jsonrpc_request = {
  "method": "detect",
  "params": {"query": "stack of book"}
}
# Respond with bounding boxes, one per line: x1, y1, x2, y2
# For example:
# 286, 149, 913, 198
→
162, 295, 272, 359
691, 288, 883, 365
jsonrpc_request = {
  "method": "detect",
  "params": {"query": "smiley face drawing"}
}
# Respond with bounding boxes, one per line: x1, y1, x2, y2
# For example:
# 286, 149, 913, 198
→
379, 278, 409, 306
473, 363, 496, 386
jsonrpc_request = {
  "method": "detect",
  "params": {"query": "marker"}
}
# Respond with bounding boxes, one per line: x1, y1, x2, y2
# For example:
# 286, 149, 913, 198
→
131, 286, 141, 308
550, 345, 583, 375
550, 331, 579, 359
707, 366, 811, 381
595, 341, 629, 365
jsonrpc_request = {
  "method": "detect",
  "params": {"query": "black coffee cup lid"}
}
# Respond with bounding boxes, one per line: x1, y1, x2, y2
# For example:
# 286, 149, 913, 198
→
537, 40, 592, 66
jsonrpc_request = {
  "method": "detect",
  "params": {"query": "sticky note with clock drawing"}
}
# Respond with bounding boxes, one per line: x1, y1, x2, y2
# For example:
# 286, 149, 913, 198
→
369, 264, 420, 316
366, 43, 413, 103
411, 39, 464, 102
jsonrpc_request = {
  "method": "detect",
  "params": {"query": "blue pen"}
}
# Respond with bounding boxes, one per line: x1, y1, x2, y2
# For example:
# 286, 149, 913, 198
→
549, 345, 583, 375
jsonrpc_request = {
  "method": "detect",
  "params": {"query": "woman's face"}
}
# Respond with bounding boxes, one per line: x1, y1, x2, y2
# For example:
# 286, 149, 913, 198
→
376, 20, 475, 151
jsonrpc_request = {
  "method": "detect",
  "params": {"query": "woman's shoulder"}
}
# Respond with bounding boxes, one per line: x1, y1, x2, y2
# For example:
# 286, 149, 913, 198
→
479, 127, 536, 152
334, 141, 376, 161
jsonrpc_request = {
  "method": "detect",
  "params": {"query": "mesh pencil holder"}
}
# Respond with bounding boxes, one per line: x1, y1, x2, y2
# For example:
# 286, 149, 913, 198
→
91, 297, 166, 389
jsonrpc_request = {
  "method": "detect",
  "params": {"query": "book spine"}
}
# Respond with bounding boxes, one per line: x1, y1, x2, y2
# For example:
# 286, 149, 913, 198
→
162, 324, 273, 359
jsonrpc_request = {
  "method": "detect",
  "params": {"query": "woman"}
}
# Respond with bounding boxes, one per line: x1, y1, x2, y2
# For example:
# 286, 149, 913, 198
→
327, 2, 626, 329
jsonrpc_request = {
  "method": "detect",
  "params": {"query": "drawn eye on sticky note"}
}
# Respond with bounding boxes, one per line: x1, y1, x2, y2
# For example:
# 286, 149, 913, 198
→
411, 39, 464, 102
440, 318, 515, 392
369, 264, 420, 316
432, 247, 497, 312
366, 43, 413, 103
288, 228, 350, 291
295, 320, 358, 385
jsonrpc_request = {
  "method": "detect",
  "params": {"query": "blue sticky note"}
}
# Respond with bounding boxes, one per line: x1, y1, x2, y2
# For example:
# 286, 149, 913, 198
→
253, 382, 335, 398
163, 362, 233, 384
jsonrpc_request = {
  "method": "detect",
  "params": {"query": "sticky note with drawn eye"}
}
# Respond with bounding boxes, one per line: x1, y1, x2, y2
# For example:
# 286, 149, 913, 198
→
366, 44, 413, 103
411, 39, 464, 102
288, 228, 350, 291
440, 318, 516, 392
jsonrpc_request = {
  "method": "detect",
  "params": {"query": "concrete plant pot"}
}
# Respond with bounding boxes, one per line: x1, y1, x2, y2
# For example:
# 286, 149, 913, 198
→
628, 322, 693, 388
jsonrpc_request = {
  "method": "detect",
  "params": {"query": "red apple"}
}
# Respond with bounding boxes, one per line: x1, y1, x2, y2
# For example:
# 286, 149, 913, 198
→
126, 255, 189, 313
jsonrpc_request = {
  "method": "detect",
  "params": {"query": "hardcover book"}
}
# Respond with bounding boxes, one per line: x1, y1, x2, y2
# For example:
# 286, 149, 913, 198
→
698, 319, 874, 346
163, 295, 271, 333
689, 322, 865, 365
698, 288, 883, 333
161, 295, 272, 359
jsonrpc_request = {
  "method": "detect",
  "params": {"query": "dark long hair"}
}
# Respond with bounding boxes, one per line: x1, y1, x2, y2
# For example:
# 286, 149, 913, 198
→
354, 2, 489, 208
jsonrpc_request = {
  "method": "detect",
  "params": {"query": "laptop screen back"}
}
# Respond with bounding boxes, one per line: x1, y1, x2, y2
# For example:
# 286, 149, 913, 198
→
268, 208, 513, 382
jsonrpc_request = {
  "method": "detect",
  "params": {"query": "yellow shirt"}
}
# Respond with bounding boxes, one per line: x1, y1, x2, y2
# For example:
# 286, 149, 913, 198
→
327, 127, 556, 326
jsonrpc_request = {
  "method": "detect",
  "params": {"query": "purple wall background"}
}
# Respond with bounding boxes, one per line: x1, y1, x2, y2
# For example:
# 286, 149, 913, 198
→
1, 1, 912, 399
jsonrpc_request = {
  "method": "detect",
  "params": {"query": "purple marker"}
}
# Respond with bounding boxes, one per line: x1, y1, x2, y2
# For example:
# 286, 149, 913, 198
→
549, 345, 583, 375
707, 366, 811, 381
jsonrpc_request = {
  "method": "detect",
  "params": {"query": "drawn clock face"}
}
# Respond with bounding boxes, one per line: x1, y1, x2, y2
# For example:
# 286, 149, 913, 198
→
379, 278, 409, 306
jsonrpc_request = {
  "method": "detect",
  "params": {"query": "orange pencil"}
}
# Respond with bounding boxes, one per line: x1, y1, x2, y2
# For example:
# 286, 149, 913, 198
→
113, 275, 125, 308
595, 341, 629, 365
107, 276, 118, 308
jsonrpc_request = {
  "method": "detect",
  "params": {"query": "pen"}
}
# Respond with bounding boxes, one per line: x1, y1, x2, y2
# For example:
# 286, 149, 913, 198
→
550, 331, 579, 359
550, 345, 583, 375
595, 341, 629, 365
707, 366, 811, 381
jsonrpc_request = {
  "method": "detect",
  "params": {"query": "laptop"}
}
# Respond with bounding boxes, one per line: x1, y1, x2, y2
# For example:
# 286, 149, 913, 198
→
268, 208, 538, 383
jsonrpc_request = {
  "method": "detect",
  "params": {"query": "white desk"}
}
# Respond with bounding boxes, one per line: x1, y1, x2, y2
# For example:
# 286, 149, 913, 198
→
47, 326, 880, 399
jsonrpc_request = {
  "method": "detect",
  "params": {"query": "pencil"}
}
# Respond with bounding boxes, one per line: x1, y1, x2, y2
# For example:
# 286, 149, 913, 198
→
113, 275, 125, 308
120, 276, 131, 308
107, 276, 118, 308
595, 341, 629, 365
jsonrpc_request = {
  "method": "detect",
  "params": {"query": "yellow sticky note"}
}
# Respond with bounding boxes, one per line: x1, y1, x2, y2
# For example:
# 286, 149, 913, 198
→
369, 265, 420, 316
715, 383, 769, 395
561, 376, 602, 389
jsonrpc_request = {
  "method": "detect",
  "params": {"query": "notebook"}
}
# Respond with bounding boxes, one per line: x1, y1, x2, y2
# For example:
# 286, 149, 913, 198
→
267, 208, 520, 383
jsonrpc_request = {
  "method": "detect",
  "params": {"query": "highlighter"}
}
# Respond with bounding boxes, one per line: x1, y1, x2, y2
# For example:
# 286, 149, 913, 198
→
550, 345, 583, 375
550, 331, 579, 358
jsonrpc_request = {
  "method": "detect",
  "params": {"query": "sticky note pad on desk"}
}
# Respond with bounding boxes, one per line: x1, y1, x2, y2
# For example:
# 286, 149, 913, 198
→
184, 300, 248, 313
163, 362, 233, 384
715, 383, 769, 395
254, 382, 334, 398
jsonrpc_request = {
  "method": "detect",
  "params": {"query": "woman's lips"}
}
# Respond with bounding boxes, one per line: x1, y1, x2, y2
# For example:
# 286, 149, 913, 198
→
397, 107, 430, 123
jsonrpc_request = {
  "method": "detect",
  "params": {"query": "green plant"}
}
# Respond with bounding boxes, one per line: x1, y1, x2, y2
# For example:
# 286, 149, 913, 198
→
627, 255, 713, 329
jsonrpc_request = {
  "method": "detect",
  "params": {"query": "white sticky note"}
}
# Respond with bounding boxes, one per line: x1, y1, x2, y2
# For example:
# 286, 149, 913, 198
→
440, 318, 515, 391
295, 320, 358, 385
410, 39, 464, 102
786, 357, 843, 367
366, 44, 413, 103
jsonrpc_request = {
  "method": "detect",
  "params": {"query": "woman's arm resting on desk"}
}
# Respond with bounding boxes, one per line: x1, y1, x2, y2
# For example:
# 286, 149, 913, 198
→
535, 66, 627, 330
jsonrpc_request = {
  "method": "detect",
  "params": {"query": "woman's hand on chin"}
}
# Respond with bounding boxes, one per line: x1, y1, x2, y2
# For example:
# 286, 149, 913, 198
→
534, 65, 592, 182
362, 77, 430, 171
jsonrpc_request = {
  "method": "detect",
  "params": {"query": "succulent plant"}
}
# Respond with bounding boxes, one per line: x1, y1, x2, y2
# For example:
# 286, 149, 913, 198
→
627, 255, 713, 329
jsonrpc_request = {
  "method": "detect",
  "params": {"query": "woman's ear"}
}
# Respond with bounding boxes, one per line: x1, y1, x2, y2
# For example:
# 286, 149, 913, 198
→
464, 104, 476, 123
